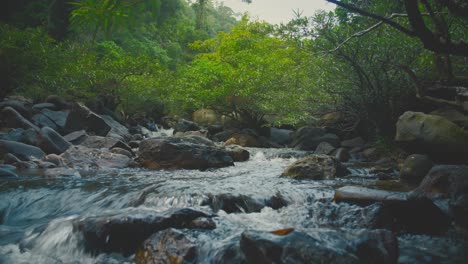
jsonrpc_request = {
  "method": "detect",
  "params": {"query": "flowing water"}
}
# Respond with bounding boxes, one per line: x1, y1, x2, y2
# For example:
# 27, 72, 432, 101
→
0, 148, 466, 263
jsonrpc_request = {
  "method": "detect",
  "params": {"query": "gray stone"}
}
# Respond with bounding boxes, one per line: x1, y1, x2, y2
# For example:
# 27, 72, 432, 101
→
400, 154, 433, 184
314, 141, 335, 155
64, 103, 111, 136
0, 106, 38, 131
37, 127, 72, 154
0, 140, 45, 161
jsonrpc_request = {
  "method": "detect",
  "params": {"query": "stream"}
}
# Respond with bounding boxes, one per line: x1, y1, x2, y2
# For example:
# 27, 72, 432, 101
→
0, 148, 466, 263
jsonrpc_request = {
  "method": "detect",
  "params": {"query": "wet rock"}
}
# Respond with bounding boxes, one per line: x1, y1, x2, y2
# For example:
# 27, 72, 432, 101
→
44, 95, 70, 110
63, 130, 88, 145
202, 193, 287, 213
235, 229, 397, 264
64, 103, 111, 136
16, 161, 38, 170
400, 154, 433, 184
39, 109, 68, 130
174, 130, 207, 138
135, 228, 198, 264
44, 153, 67, 167
101, 115, 130, 141
290, 126, 340, 150
173, 119, 200, 134
37, 161, 56, 169
341, 137, 365, 148
73, 208, 212, 256
225, 145, 250, 162
0, 106, 38, 131
3, 153, 21, 165
188, 217, 216, 230
31, 113, 58, 131
362, 147, 379, 161
80, 136, 132, 153
314, 142, 335, 155
334, 148, 350, 162
269, 128, 292, 146
212, 129, 237, 142
282, 154, 347, 180
61, 145, 132, 170
373, 197, 450, 234
225, 133, 262, 148
138, 136, 233, 170
0, 128, 38, 146
111, 147, 133, 158
37, 127, 72, 155
0, 168, 17, 177
0, 140, 45, 161
334, 186, 408, 206
395, 111, 468, 162
129, 140, 140, 148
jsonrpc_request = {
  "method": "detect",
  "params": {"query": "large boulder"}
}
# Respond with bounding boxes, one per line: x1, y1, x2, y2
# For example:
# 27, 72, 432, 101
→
218, 229, 398, 264
173, 119, 200, 134
64, 103, 111, 136
80, 136, 132, 153
37, 127, 72, 154
400, 154, 433, 184
101, 115, 130, 141
0, 140, 45, 161
61, 145, 132, 170
269, 128, 293, 146
430, 107, 468, 129
73, 208, 213, 256
135, 228, 198, 264
395, 111, 468, 162
138, 136, 233, 170
0, 106, 39, 131
282, 154, 347, 180
290, 126, 340, 150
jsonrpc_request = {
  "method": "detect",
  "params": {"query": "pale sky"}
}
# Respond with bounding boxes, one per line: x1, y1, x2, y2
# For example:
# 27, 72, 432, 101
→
219, 0, 335, 24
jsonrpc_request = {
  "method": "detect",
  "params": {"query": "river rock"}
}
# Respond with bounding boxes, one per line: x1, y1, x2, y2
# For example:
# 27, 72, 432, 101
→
135, 228, 198, 264
430, 107, 468, 129
44, 167, 80, 177
44, 153, 67, 167
64, 103, 111, 136
233, 229, 398, 264
202, 193, 287, 213
225, 145, 250, 162
44, 95, 70, 110
290, 126, 341, 150
0, 106, 39, 131
334, 148, 350, 162
0, 168, 17, 178
37, 127, 72, 154
0, 128, 38, 146
138, 136, 233, 170
395, 111, 468, 162
341, 137, 365, 148
0, 99, 31, 118
40, 109, 69, 129
101, 115, 130, 141
31, 113, 58, 131
225, 133, 262, 148
174, 130, 207, 138
0, 140, 45, 161
314, 141, 335, 155
111, 147, 133, 158
32, 103, 57, 111
73, 208, 213, 256
282, 154, 347, 180
400, 154, 433, 184
173, 119, 200, 134
80, 136, 132, 153
63, 130, 88, 145
61, 145, 132, 170
3, 153, 21, 165
334, 186, 408, 206
212, 129, 237, 142
269, 128, 292, 146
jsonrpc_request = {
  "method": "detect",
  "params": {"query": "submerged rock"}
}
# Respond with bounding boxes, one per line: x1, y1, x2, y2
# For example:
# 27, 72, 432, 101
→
202, 193, 288, 213
282, 154, 347, 180
138, 136, 233, 170
73, 208, 213, 256
215, 229, 398, 264
135, 228, 198, 264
